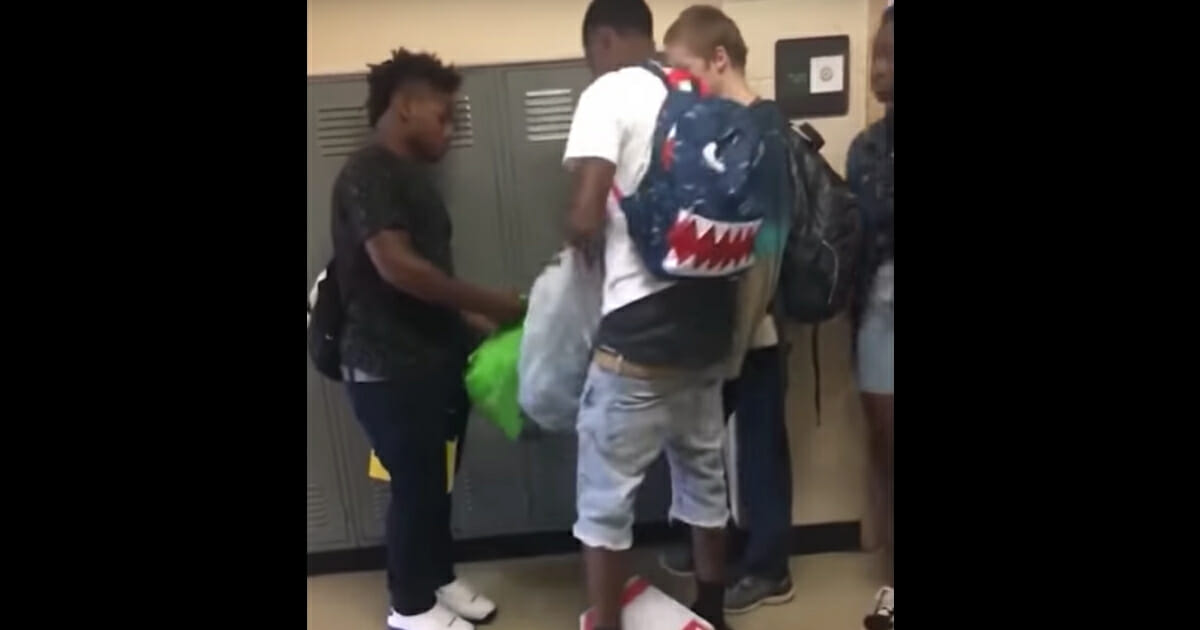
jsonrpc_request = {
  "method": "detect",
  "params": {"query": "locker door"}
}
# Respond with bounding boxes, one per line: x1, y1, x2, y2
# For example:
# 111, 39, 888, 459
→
429, 70, 515, 289
496, 63, 594, 287
494, 63, 590, 533
306, 77, 360, 552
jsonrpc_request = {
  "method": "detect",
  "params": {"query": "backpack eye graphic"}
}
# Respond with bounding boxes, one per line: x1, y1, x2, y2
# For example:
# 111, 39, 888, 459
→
701, 142, 726, 174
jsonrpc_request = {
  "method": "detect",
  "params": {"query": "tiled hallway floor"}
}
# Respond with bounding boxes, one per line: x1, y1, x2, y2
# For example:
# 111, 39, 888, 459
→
308, 549, 886, 629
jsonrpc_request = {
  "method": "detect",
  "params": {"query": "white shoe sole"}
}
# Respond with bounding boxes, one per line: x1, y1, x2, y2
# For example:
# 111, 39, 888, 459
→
465, 609, 497, 625
657, 554, 695, 578
437, 599, 497, 625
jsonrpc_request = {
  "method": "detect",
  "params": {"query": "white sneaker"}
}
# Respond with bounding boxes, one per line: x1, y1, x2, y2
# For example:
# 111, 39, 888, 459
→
863, 586, 894, 630
387, 602, 474, 630
436, 579, 498, 624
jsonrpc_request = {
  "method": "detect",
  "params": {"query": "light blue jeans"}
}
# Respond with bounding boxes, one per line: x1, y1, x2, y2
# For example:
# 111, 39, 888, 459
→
573, 362, 729, 551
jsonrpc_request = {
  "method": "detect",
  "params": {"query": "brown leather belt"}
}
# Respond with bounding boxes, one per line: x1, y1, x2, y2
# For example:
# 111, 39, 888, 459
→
592, 349, 681, 379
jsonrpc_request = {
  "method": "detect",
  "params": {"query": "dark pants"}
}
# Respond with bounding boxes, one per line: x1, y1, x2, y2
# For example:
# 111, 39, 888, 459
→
723, 345, 793, 580
345, 367, 469, 615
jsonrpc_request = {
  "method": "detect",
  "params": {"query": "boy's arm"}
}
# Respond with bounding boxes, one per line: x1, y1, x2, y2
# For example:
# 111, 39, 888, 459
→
566, 158, 616, 261
563, 73, 624, 260
364, 230, 523, 325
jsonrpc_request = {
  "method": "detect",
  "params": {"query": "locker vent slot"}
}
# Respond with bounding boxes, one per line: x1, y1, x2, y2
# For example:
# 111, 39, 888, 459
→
372, 482, 390, 524
451, 95, 474, 149
524, 88, 575, 142
316, 105, 369, 158
306, 483, 330, 531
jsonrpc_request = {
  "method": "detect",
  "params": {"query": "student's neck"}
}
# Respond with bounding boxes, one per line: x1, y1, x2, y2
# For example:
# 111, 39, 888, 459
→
375, 126, 413, 159
718, 75, 758, 106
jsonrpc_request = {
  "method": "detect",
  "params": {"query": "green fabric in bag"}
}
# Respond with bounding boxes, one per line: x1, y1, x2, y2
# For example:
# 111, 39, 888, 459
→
463, 324, 524, 441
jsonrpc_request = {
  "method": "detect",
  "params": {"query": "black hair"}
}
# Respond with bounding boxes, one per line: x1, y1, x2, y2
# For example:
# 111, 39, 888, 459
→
581, 0, 653, 48
882, 6, 893, 24
365, 48, 462, 127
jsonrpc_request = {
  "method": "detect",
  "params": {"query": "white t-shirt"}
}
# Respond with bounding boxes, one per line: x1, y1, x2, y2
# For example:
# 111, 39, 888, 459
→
562, 66, 671, 315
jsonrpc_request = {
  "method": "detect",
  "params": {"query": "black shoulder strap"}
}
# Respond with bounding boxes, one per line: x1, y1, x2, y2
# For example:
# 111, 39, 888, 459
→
639, 60, 669, 87
795, 122, 826, 152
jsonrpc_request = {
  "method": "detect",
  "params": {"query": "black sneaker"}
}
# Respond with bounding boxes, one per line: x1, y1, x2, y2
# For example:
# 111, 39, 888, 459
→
658, 546, 694, 577
723, 574, 795, 615
862, 586, 894, 630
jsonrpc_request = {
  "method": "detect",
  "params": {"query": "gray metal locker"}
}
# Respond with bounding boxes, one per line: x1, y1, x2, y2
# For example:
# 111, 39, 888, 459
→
495, 63, 592, 533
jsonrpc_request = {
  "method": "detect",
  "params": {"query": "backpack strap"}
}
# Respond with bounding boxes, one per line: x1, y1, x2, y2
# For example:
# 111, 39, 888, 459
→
639, 60, 709, 95
640, 60, 669, 86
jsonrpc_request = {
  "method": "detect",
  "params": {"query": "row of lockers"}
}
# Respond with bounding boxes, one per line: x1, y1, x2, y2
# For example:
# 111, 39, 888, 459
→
306, 60, 674, 553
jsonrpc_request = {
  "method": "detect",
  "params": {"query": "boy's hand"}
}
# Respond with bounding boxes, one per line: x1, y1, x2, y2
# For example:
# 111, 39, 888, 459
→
488, 290, 525, 326
572, 234, 604, 269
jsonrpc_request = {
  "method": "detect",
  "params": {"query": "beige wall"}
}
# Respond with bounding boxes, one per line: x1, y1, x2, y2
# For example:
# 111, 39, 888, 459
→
307, 0, 696, 74
308, 0, 874, 528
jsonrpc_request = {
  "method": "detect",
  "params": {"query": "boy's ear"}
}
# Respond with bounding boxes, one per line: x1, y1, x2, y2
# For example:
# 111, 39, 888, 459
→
712, 45, 731, 72
392, 89, 413, 122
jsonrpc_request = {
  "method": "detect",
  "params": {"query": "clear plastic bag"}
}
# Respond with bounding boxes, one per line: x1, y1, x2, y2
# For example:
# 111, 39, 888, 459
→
517, 249, 603, 433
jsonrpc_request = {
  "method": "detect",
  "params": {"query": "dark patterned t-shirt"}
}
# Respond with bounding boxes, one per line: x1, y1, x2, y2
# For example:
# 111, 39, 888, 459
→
331, 145, 470, 378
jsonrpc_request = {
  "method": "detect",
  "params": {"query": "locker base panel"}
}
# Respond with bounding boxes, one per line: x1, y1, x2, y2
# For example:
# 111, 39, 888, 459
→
307, 520, 859, 576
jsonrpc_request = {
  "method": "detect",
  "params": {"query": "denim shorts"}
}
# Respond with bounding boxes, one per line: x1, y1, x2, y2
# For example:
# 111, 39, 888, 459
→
856, 263, 894, 395
573, 362, 729, 551
856, 301, 894, 394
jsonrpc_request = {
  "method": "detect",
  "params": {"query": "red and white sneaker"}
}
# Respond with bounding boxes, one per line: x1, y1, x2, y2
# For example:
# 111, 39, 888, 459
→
580, 576, 715, 630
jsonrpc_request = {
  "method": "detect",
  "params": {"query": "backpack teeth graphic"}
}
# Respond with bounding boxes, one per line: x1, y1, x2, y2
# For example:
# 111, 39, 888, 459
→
661, 209, 761, 277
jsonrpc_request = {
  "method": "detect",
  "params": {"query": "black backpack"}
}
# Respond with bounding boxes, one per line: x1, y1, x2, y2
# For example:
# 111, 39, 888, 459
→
779, 122, 861, 323
778, 123, 861, 424
307, 260, 344, 381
